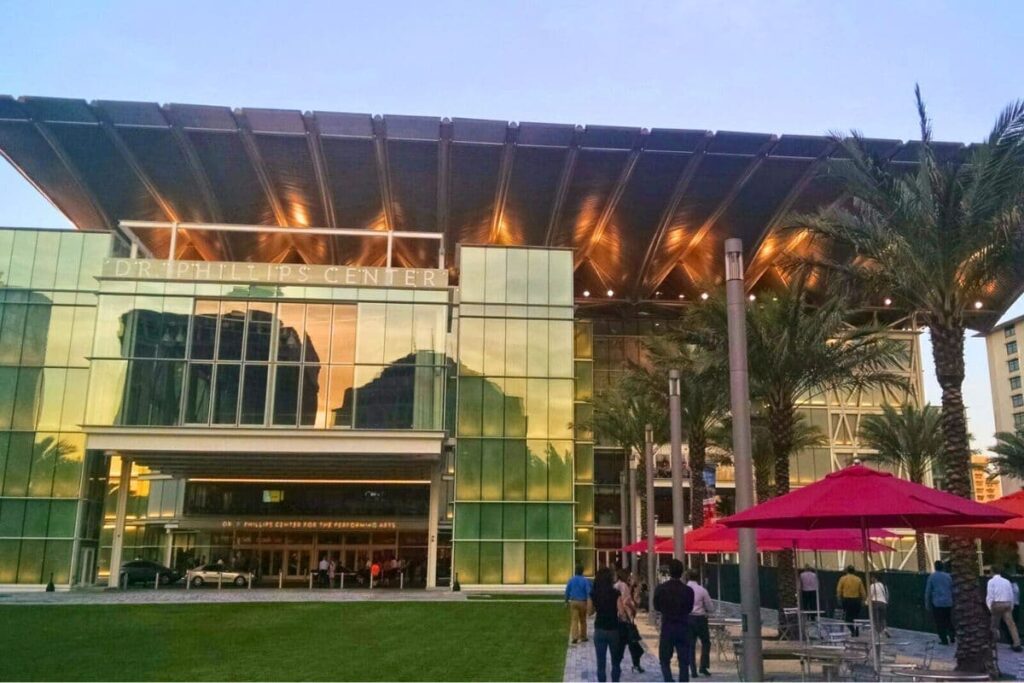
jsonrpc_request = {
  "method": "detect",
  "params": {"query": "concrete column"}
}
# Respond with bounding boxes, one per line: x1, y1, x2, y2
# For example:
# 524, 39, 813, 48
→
426, 461, 441, 588
107, 456, 133, 588
628, 453, 639, 576
619, 471, 629, 568
163, 527, 174, 568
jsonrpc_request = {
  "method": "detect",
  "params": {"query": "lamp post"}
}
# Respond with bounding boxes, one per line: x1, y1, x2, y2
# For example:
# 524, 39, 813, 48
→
668, 369, 686, 564
619, 470, 629, 569
644, 424, 658, 625
725, 238, 763, 681
628, 452, 639, 576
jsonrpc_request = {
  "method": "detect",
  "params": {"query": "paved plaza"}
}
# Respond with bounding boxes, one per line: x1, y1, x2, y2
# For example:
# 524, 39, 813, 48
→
0, 586, 469, 605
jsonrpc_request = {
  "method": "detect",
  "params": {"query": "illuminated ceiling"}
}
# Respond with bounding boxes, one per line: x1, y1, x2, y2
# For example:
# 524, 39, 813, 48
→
1, 95, 1016, 324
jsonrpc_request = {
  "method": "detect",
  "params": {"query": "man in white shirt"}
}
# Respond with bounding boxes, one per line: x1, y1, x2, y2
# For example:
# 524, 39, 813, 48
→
987, 566, 1022, 652
687, 570, 715, 677
799, 565, 819, 618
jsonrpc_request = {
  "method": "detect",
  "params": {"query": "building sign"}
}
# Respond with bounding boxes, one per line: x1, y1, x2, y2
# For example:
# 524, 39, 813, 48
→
102, 258, 448, 289
217, 519, 398, 531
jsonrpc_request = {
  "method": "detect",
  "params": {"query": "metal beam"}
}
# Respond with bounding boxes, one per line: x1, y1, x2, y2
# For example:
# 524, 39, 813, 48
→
303, 113, 338, 264
372, 116, 396, 232
437, 119, 452, 264
575, 130, 649, 268
632, 133, 712, 297
121, 220, 443, 240
645, 136, 779, 297
543, 126, 583, 246
488, 122, 519, 244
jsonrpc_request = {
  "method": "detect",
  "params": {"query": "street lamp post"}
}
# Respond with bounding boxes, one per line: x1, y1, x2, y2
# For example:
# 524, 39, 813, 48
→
644, 424, 658, 625
628, 452, 639, 576
725, 238, 763, 681
619, 470, 629, 569
668, 369, 686, 564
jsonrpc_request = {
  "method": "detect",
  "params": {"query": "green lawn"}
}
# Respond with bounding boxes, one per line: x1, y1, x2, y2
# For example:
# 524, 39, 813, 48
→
0, 602, 568, 681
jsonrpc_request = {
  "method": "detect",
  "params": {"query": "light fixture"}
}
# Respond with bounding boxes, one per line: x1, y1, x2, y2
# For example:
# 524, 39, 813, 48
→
700, 292, 709, 301
883, 298, 892, 306
582, 290, 590, 298
655, 291, 662, 298
677, 294, 685, 300
606, 289, 614, 297
748, 294, 756, 302
974, 300, 984, 310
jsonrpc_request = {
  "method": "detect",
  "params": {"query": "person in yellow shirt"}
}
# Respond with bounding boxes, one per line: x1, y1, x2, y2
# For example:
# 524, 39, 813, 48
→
836, 565, 866, 636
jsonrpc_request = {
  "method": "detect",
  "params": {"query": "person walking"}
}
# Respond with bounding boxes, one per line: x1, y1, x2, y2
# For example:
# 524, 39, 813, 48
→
614, 568, 645, 674
836, 565, 865, 637
686, 570, 713, 678
924, 560, 955, 645
653, 559, 694, 682
869, 575, 890, 637
591, 567, 626, 682
328, 559, 336, 588
564, 563, 591, 645
799, 564, 819, 619
317, 555, 329, 588
987, 565, 1023, 652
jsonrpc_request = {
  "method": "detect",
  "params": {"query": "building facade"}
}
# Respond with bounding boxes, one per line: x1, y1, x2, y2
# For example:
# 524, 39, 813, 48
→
984, 314, 1024, 494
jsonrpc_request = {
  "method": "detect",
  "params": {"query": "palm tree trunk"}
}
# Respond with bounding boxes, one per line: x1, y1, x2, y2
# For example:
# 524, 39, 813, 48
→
755, 461, 773, 504
914, 531, 929, 574
931, 322, 993, 674
769, 400, 798, 609
689, 432, 707, 529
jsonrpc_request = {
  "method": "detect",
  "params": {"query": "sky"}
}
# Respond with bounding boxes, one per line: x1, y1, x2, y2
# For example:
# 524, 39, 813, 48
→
1, 0, 1022, 449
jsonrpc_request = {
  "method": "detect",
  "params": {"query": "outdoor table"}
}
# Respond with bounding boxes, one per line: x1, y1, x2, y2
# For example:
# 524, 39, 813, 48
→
888, 669, 990, 682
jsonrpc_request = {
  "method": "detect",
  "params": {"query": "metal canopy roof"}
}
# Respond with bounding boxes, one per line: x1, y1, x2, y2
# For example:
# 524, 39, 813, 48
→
2, 95, 1015, 323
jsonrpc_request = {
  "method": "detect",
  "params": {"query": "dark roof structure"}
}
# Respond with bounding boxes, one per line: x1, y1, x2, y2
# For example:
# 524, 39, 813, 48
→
0, 95, 1015, 325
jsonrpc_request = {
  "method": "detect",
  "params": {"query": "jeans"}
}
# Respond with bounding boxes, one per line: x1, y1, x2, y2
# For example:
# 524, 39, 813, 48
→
688, 614, 710, 675
841, 598, 861, 636
594, 627, 624, 682
871, 601, 887, 634
618, 622, 643, 669
801, 590, 818, 617
932, 606, 954, 644
659, 622, 690, 682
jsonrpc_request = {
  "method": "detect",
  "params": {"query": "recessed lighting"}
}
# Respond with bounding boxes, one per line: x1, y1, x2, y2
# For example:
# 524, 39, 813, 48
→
677, 294, 685, 300
883, 298, 892, 306
582, 290, 590, 298
655, 291, 662, 298
700, 292, 709, 301
606, 289, 614, 297
974, 300, 984, 310
748, 294, 756, 302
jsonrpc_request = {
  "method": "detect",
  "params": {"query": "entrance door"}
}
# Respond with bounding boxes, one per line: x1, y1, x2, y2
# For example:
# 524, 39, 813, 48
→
260, 549, 284, 578
286, 548, 311, 578
596, 550, 619, 570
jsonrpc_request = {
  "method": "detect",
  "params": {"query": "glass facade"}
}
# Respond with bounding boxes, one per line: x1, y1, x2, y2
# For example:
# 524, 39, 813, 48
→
452, 246, 577, 585
0, 229, 109, 586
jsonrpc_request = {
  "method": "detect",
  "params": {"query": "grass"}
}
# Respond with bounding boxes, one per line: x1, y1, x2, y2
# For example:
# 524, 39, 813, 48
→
0, 602, 568, 681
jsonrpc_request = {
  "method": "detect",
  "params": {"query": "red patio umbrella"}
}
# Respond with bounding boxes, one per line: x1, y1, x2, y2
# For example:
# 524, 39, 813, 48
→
655, 524, 898, 554
925, 490, 1024, 542
721, 464, 1014, 673
619, 536, 670, 553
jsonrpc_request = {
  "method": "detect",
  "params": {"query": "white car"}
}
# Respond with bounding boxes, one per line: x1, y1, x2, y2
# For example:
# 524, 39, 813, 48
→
187, 564, 253, 587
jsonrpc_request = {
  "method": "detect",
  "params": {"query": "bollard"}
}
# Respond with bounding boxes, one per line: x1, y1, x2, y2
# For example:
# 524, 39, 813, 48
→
370, 572, 374, 590
120, 571, 128, 591
186, 570, 191, 590
154, 573, 160, 591
278, 570, 283, 589
309, 572, 313, 590
340, 573, 345, 590
247, 574, 252, 590
217, 572, 222, 590
400, 571, 404, 590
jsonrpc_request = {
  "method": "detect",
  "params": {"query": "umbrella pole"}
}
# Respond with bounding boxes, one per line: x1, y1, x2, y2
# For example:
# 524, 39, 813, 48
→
861, 521, 881, 679
814, 550, 821, 621
793, 540, 805, 643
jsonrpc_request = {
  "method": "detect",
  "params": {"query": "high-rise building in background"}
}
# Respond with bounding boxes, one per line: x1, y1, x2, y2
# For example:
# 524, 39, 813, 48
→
984, 315, 1024, 495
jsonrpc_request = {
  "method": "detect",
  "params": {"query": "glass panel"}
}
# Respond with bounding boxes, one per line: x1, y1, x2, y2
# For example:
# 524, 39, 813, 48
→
454, 541, 479, 584
526, 379, 548, 439
478, 542, 502, 584
480, 440, 503, 501
505, 319, 527, 377
9, 230, 37, 287
190, 300, 219, 360
185, 363, 212, 423
525, 542, 547, 584
547, 542, 573, 584
482, 318, 505, 376
276, 303, 305, 362
455, 503, 480, 539
459, 318, 483, 376
272, 365, 300, 425
480, 504, 502, 539
54, 232, 83, 290
575, 361, 593, 401
456, 439, 481, 501
526, 439, 548, 502
68, 307, 95, 366
549, 504, 573, 539
548, 321, 573, 378
525, 505, 547, 539
17, 539, 44, 584
503, 440, 526, 501
384, 303, 414, 365
50, 433, 84, 498
0, 367, 15, 429
484, 249, 506, 304
13, 368, 42, 429
84, 360, 128, 425
240, 366, 268, 425
457, 376, 483, 437
327, 365, 354, 428
0, 304, 29, 365
47, 500, 77, 537
44, 306, 74, 366
547, 440, 573, 501
527, 320, 548, 377
331, 305, 357, 363
481, 378, 504, 437
19, 304, 49, 365
506, 249, 528, 305
548, 380, 573, 439
548, 250, 573, 306
36, 368, 67, 430
355, 303, 385, 365
42, 540, 72, 584
413, 304, 444, 357
459, 248, 485, 303
526, 250, 549, 305
216, 302, 245, 361
575, 443, 594, 482
245, 301, 274, 361
300, 365, 327, 427
502, 541, 525, 584
574, 322, 593, 359
23, 499, 49, 536
0, 540, 19, 583
78, 235, 110, 289
503, 503, 525, 539
303, 304, 332, 364
158, 297, 191, 359
213, 364, 241, 424
575, 485, 595, 525
503, 378, 527, 438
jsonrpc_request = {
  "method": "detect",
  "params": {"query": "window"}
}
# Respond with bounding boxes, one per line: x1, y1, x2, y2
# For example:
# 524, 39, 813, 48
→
1015, 412, 1024, 430
1013, 394, 1024, 409
1012, 376, 1022, 391
1010, 359, 1021, 373
1007, 326, 1017, 338
1008, 341, 1019, 356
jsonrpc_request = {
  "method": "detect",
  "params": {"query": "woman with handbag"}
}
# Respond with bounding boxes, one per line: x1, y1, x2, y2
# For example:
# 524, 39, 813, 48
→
615, 568, 646, 673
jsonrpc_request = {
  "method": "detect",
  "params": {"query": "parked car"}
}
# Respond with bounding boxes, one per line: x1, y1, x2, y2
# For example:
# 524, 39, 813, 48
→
188, 563, 254, 588
120, 560, 181, 586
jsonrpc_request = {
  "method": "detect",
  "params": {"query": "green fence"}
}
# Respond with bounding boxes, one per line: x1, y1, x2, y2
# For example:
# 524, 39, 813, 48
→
705, 563, 1024, 639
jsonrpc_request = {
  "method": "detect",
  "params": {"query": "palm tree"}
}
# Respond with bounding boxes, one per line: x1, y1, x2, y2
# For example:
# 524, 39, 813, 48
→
686, 278, 909, 607
858, 403, 945, 572
641, 339, 730, 531
794, 89, 1024, 673
989, 430, 1024, 481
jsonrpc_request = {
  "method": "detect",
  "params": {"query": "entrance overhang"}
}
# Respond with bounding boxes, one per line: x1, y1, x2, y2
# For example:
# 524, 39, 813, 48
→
84, 427, 445, 479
